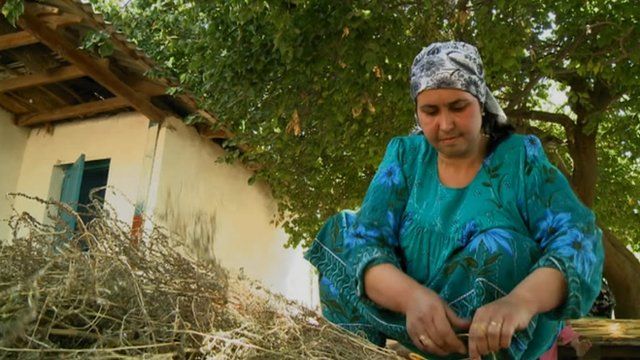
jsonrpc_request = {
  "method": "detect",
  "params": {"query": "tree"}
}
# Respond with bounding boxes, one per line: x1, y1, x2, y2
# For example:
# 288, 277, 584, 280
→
80, 0, 639, 316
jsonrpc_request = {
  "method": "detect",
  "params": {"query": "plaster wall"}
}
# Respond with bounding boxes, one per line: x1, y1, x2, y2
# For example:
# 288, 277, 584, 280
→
11, 112, 152, 231
147, 117, 318, 307
0, 109, 30, 241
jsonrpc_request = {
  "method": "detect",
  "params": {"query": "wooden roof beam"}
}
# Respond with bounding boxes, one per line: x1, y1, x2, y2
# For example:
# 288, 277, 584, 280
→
128, 78, 234, 139
0, 92, 30, 114
17, 97, 130, 126
0, 64, 85, 92
0, 31, 39, 51
199, 127, 228, 139
17, 10, 167, 122
41, 13, 83, 29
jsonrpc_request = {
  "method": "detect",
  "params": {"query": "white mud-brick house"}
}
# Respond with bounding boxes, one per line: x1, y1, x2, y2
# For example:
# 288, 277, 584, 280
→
0, 0, 318, 307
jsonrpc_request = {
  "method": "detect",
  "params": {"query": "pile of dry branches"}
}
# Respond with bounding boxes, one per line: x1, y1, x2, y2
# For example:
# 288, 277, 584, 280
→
0, 193, 400, 359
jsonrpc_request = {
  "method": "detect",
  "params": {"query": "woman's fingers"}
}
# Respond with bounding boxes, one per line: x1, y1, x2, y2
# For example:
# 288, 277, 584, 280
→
445, 306, 471, 331
469, 320, 490, 357
420, 332, 449, 356
500, 319, 516, 349
408, 320, 448, 356
433, 308, 467, 354
486, 319, 503, 353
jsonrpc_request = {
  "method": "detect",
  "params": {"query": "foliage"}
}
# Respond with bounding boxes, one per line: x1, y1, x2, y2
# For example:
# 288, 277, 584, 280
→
80, 29, 115, 58
89, 0, 640, 248
1, 0, 24, 26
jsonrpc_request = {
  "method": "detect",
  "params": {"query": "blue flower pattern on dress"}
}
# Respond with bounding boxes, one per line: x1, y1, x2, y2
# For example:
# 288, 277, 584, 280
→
550, 229, 597, 278
524, 135, 542, 163
535, 210, 572, 249
320, 276, 339, 298
468, 228, 514, 256
344, 224, 379, 249
376, 162, 402, 188
459, 220, 479, 247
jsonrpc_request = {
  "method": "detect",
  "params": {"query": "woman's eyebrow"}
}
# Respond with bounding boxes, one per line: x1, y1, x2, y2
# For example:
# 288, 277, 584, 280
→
419, 98, 469, 108
448, 99, 470, 106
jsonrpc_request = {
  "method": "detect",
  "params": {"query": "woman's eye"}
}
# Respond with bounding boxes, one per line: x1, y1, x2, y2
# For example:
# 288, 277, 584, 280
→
451, 104, 466, 112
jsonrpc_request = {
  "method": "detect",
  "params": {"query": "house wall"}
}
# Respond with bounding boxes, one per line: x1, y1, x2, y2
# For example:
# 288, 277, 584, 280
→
0, 109, 30, 241
11, 112, 152, 233
147, 116, 318, 308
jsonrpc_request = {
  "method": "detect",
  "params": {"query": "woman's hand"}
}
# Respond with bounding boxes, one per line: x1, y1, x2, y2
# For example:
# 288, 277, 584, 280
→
404, 286, 470, 356
467, 293, 536, 359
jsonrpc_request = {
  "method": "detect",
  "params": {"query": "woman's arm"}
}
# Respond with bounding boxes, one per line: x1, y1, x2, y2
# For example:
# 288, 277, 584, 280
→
364, 263, 421, 312
467, 268, 567, 359
469, 135, 603, 359
507, 267, 567, 314
365, 263, 470, 356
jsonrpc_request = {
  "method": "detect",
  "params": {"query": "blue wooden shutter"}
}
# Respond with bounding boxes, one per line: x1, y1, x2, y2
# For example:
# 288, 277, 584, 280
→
60, 154, 85, 231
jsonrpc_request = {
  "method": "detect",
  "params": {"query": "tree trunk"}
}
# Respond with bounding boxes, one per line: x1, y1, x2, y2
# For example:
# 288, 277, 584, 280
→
569, 125, 640, 318
568, 127, 598, 207
602, 228, 640, 318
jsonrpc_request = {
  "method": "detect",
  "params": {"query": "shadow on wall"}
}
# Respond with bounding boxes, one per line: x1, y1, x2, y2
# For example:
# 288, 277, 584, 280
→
155, 189, 217, 261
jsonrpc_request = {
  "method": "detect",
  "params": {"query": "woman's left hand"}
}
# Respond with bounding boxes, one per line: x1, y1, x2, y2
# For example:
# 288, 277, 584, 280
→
467, 294, 536, 359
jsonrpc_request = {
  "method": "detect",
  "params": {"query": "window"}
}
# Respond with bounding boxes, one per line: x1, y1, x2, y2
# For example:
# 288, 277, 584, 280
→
57, 155, 110, 231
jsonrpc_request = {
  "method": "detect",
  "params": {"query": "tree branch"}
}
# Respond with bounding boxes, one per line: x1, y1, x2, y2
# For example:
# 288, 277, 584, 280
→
506, 30, 592, 111
506, 109, 575, 130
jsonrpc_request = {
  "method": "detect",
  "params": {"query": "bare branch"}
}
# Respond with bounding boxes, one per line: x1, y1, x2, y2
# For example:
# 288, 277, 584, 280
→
506, 109, 575, 130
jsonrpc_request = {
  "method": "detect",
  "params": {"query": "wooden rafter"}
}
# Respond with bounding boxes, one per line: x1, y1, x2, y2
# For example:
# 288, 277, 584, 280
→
128, 77, 233, 140
22, 2, 82, 29
199, 127, 228, 139
41, 13, 83, 29
0, 64, 84, 92
17, 9, 167, 122
0, 92, 29, 114
129, 77, 166, 96
23, 2, 59, 16
0, 31, 39, 51
17, 97, 129, 126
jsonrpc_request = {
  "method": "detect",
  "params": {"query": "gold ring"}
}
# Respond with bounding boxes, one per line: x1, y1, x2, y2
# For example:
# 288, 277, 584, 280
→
489, 321, 500, 328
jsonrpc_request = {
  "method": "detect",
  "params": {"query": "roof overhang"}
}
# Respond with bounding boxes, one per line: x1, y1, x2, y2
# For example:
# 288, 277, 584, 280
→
0, 0, 232, 141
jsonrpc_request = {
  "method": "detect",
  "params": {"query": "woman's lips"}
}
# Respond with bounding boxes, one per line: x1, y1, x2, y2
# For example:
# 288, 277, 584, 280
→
440, 136, 459, 143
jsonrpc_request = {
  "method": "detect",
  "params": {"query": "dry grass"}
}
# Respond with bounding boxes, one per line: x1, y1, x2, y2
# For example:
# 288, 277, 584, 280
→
0, 193, 400, 359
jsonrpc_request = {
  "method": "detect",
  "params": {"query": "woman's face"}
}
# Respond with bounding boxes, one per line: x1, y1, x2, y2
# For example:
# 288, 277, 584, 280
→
416, 88, 485, 160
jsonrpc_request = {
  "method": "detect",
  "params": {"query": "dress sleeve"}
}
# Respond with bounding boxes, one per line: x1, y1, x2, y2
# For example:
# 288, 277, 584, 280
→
304, 136, 411, 303
522, 135, 604, 319
348, 137, 411, 298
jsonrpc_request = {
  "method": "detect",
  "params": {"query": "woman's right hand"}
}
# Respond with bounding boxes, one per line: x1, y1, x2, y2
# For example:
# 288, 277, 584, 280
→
404, 286, 470, 356
363, 264, 469, 355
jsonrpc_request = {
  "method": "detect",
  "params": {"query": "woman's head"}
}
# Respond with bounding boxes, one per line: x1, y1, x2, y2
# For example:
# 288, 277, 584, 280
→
410, 41, 512, 154
416, 88, 485, 160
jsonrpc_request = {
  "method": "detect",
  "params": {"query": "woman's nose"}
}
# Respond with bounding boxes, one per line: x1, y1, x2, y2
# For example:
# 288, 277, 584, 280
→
437, 111, 455, 131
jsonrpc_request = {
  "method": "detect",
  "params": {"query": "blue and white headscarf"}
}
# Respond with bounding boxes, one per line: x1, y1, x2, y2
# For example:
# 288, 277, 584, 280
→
410, 41, 507, 124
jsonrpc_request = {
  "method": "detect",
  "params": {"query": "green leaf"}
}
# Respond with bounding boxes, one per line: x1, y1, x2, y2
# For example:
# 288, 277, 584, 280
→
2, 0, 24, 27
247, 175, 257, 186
92, 0, 640, 252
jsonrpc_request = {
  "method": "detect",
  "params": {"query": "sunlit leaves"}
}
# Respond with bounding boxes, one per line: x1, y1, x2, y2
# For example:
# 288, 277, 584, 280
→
90, 0, 640, 248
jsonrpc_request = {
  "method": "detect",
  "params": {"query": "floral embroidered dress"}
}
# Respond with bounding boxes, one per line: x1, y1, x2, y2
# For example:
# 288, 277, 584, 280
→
304, 133, 604, 359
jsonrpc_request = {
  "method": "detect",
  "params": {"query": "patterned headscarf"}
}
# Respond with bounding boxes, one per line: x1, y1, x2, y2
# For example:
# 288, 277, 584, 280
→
410, 41, 507, 124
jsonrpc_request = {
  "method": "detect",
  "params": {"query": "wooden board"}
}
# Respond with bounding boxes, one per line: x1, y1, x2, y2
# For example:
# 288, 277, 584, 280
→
569, 319, 640, 347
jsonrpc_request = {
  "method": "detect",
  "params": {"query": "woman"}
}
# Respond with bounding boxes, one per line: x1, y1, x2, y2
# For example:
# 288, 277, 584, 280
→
304, 41, 603, 359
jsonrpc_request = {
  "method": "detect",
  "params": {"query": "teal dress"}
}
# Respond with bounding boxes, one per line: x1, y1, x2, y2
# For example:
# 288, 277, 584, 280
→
304, 134, 604, 359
